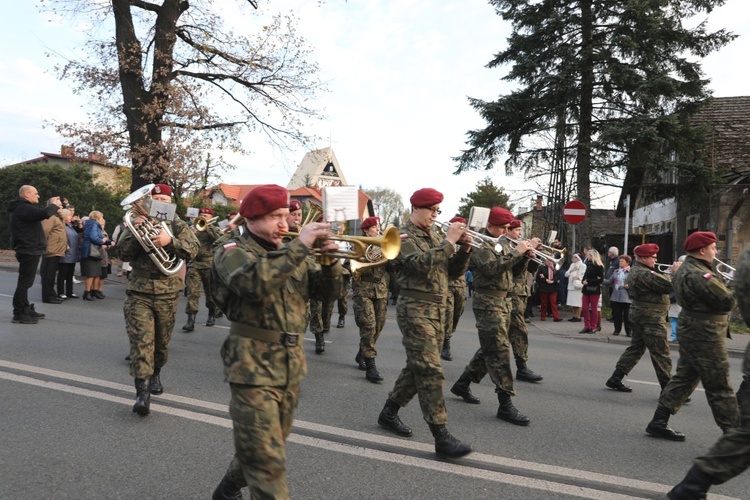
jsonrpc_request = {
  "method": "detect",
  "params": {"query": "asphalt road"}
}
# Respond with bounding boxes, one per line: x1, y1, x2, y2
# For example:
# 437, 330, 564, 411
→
1, 269, 748, 499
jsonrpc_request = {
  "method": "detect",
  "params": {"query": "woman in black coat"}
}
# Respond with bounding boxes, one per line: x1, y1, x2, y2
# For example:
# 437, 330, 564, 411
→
580, 248, 605, 334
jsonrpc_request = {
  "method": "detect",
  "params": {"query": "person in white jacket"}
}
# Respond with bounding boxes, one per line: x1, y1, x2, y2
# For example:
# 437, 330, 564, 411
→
565, 253, 586, 322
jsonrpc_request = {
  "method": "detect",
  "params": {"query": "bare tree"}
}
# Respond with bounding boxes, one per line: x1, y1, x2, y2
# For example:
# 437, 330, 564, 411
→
363, 186, 405, 229
45, 0, 324, 192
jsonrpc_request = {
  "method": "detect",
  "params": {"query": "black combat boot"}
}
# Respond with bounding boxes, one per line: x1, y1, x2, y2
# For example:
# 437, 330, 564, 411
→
667, 465, 714, 499
182, 313, 195, 332
646, 405, 685, 441
149, 368, 163, 395
497, 392, 530, 426
441, 338, 453, 361
212, 474, 243, 500
450, 372, 480, 404
314, 333, 325, 354
12, 309, 38, 324
26, 304, 45, 319
337, 315, 345, 328
377, 399, 413, 436
364, 357, 383, 383
206, 309, 216, 327
515, 357, 543, 382
428, 423, 473, 459
605, 368, 633, 392
133, 378, 151, 416
355, 348, 366, 371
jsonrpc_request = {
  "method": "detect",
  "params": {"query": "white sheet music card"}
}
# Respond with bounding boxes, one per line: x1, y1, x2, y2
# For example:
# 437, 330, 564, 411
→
547, 230, 557, 245
185, 207, 199, 218
218, 220, 229, 230
149, 200, 177, 222
468, 207, 490, 230
323, 186, 359, 222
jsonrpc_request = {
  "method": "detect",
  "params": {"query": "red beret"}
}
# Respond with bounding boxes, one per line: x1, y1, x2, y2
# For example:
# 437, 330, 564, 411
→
634, 243, 660, 257
239, 184, 289, 219
684, 231, 717, 252
449, 216, 466, 224
289, 200, 302, 212
361, 216, 380, 230
151, 184, 172, 197
488, 207, 514, 226
410, 188, 443, 208
199, 207, 214, 215
508, 219, 521, 229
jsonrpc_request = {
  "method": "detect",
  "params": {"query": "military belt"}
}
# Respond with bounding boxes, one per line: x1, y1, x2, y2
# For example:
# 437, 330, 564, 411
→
632, 301, 667, 311
399, 289, 445, 304
230, 323, 300, 347
475, 288, 509, 298
680, 310, 729, 322
130, 269, 171, 280
359, 276, 382, 284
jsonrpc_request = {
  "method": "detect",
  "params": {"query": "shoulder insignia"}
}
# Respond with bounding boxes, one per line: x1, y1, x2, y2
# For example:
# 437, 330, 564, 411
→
223, 242, 238, 250
703, 272, 713, 279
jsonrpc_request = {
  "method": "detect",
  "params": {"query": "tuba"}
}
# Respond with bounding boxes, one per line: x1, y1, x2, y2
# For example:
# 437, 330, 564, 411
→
121, 184, 184, 276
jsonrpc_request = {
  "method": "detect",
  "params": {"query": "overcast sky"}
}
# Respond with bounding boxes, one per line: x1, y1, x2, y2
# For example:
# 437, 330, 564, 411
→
2, 0, 749, 219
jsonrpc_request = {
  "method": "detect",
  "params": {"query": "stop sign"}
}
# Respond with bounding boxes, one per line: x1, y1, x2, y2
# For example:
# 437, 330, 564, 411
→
563, 200, 587, 224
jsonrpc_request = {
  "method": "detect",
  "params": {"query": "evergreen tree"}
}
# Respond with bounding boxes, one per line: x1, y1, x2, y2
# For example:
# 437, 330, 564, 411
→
454, 0, 735, 244
456, 177, 514, 219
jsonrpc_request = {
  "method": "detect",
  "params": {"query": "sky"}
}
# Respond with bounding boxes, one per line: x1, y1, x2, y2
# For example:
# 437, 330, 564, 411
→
2, 0, 750, 220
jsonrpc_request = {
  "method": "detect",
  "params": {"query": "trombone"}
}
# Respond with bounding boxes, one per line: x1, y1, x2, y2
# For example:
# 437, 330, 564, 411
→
280, 226, 401, 264
714, 258, 735, 281
195, 216, 219, 231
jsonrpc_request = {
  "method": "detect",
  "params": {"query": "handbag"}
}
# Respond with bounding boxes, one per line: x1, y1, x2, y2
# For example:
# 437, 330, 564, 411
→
583, 284, 599, 294
89, 243, 103, 260
573, 279, 583, 290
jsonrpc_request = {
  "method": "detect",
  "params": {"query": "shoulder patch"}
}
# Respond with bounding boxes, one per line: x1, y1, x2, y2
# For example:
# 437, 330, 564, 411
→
703, 272, 713, 279
223, 242, 238, 250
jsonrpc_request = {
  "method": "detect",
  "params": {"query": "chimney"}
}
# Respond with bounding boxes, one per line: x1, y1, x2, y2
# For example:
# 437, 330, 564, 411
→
61, 145, 75, 158
535, 195, 543, 211
87, 152, 107, 164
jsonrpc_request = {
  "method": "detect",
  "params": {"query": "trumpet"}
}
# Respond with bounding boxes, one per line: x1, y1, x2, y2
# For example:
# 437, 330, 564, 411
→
280, 226, 401, 264
655, 263, 674, 274
714, 258, 735, 281
433, 220, 485, 248
221, 213, 245, 233
195, 216, 219, 231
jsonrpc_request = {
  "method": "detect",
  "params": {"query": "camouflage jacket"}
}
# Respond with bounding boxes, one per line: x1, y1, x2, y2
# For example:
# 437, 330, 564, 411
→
211, 231, 342, 386
673, 256, 734, 315
188, 224, 222, 269
511, 258, 538, 297
627, 260, 672, 317
352, 261, 390, 299
391, 219, 471, 310
472, 234, 525, 310
118, 216, 199, 294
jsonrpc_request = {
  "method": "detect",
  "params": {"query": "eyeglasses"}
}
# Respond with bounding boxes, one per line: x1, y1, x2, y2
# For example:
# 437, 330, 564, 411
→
423, 206, 442, 215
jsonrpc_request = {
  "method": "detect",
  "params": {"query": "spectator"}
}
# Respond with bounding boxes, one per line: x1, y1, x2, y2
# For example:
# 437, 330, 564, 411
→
579, 248, 605, 334
667, 255, 687, 342
603, 246, 619, 312
604, 254, 632, 336
111, 221, 132, 278
57, 209, 80, 299
565, 253, 586, 322
40, 202, 67, 304
535, 259, 562, 321
7, 185, 61, 324
94, 223, 114, 299
81, 211, 112, 301
465, 268, 474, 298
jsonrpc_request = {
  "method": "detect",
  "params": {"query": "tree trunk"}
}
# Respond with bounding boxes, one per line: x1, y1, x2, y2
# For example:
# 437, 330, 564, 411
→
576, 0, 594, 249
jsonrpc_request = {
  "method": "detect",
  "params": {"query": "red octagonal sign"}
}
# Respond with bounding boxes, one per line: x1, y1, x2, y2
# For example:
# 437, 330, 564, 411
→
563, 200, 587, 224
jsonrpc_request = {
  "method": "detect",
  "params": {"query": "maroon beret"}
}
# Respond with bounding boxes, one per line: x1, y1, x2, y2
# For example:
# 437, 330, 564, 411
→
508, 219, 521, 229
289, 200, 302, 212
488, 207, 514, 226
684, 231, 717, 252
634, 243, 660, 257
410, 188, 443, 208
449, 216, 466, 224
199, 207, 214, 215
361, 216, 380, 230
151, 184, 172, 197
239, 184, 289, 219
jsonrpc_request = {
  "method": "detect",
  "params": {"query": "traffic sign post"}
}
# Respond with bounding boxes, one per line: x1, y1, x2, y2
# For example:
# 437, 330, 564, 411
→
563, 201, 587, 255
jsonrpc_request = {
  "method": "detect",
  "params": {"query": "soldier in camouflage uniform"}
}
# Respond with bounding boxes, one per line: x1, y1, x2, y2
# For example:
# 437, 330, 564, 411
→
442, 216, 468, 362
118, 184, 199, 416
210, 185, 342, 500
352, 216, 389, 383
507, 219, 543, 382
182, 207, 223, 332
377, 188, 474, 459
449, 207, 539, 426
669, 240, 750, 498
646, 232, 738, 442
605, 243, 675, 395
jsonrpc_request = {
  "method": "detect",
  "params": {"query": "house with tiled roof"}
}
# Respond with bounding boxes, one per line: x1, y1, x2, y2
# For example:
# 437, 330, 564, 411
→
8, 145, 125, 191
618, 96, 750, 263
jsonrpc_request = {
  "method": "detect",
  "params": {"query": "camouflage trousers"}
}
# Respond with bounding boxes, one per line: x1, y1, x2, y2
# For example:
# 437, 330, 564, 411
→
185, 265, 215, 314
309, 299, 334, 334
615, 311, 672, 389
464, 298, 515, 396
508, 295, 529, 361
694, 343, 750, 483
445, 285, 466, 341
353, 294, 387, 358
659, 322, 739, 431
224, 382, 299, 500
125, 290, 179, 379
388, 299, 448, 425
338, 275, 350, 318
